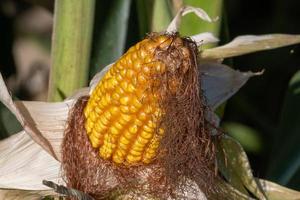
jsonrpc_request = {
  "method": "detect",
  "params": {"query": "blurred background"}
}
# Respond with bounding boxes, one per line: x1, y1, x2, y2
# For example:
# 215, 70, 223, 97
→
0, 0, 300, 191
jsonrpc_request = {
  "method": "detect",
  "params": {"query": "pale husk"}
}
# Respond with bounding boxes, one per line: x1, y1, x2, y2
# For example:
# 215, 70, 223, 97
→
201, 34, 300, 59
0, 131, 64, 190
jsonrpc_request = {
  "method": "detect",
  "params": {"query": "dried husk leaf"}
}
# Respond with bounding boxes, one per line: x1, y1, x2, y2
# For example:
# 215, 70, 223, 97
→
201, 34, 300, 59
0, 131, 64, 190
167, 6, 216, 32
257, 178, 300, 200
15, 100, 75, 160
0, 189, 57, 200
0, 74, 57, 159
217, 135, 267, 200
201, 62, 263, 110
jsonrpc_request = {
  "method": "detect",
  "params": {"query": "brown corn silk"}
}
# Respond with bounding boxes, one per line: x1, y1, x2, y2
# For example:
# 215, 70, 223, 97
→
62, 33, 219, 199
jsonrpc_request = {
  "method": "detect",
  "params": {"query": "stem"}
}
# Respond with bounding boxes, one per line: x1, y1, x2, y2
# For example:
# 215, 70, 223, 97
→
48, 0, 95, 101
151, 0, 173, 32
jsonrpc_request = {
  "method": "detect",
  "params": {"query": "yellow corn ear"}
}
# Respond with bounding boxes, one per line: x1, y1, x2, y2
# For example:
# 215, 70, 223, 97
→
84, 35, 171, 165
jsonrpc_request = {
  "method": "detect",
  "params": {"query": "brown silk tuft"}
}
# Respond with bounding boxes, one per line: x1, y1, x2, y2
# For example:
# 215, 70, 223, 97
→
152, 33, 219, 196
62, 33, 221, 199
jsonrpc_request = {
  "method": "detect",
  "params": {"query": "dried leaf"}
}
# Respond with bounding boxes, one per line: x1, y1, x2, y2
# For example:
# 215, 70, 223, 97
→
190, 32, 219, 45
217, 136, 267, 200
167, 6, 215, 32
213, 180, 255, 200
258, 178, 300, 200
201, 62, 262, 110
0, 74, 57, 159
15, 100, 74, 160
0, 189, 56, 200
201, 34, 300, 59
0, 131, 64, 190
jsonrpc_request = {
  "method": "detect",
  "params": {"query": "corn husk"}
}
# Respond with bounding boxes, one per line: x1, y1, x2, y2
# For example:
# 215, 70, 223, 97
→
201, 34, 300, 59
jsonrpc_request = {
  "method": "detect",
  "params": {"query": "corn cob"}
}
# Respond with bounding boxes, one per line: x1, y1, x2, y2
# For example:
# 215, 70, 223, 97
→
84, 34, 184, 165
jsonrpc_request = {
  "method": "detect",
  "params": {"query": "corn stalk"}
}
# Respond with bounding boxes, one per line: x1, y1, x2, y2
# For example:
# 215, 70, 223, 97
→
48, 0, 95, 101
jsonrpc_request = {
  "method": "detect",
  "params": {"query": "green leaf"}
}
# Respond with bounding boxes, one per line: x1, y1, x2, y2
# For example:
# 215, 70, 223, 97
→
89, 0, 131, 78
151, 0, 173, 32
0, 102, 22, 139
222, 122, 263, 154
48, 0, 95, 101
267, 70, 300, 188
217, 136, 267, 199
180, 0, 223, 39
136, 0, 154, 37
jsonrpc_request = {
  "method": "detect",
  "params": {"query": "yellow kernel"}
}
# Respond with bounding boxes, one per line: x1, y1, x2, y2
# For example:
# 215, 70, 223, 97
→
120, 96, 130, 105
138, 112, 147, 121
110, 126, 119, 136
120, 69, 126, 77
129, 125, 138, 134
120, 113, 131, 123
112, 93, 120, 101
124, 130, 134, 140
116, 62, 123, 70
129, 149, 142, 156
118, 141, 129, 150
99, 115, 109, 126
112, 155, 124, 164
131, 52, 138, 60
119, 136, 130, 145
138, 48, 147, 59
136, 136, 149, 145
143, 65, 151, 75
133, 60, 142, 71
135, 119, 143, 126
144, 55, 152, 63
147, 120, 156, 129
120, 105, 130, 113
94, 106, 102, 114
129, 105, 138, 113
126, 83, 135, 93
89, 134, 101, 148
126, 154, 141, 163
137, 74, 147, 84
85, 121, 92, 133
100, 148, 112, 159
89, 111, 98, 122
114, 121, 123, 130
131, 145, 144, 152
140, 130, 153, 139
158, 128, 164, 135
126, 69, 135, 78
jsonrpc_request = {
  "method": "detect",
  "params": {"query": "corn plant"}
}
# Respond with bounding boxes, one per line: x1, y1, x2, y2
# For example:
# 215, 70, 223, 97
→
0, 1, 300, 199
